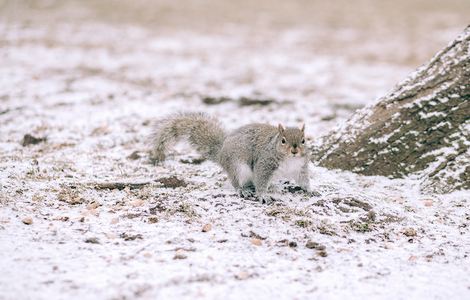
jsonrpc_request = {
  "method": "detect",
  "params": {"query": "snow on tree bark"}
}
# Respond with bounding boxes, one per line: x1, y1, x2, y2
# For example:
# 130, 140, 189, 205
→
312, 26, 469, 193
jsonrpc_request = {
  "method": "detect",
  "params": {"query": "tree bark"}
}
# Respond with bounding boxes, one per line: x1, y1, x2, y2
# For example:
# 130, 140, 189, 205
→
312, 26, 470, 193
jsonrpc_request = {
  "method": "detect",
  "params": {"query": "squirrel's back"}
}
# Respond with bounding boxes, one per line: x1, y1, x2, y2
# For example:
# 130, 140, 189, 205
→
219, 123, 282, 166
226, 123, 279, 151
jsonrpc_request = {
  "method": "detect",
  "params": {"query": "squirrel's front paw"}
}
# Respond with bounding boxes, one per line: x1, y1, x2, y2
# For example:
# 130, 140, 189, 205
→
239, 189, 255, 199
258, 195, 275, 205
298, 181, 311, 193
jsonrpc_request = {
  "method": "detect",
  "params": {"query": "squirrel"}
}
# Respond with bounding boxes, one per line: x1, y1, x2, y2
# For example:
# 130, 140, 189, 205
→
150, 112, 311, 204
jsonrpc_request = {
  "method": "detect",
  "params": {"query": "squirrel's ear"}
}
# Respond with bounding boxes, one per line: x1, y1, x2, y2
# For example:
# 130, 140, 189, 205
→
299, 122, 305, 133
278, 123, 285, 134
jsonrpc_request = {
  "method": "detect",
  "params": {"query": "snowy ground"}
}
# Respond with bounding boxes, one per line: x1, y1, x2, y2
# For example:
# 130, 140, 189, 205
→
0, 1, 469, 299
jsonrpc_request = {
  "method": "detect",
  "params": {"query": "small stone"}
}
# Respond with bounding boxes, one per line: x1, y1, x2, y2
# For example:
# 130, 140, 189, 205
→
120, 233, 143, 241
276, 239, 289, 246
247, 230, 266, 240
127, 151, 141, 160
366, 210, 376, 222
22, 217, 33, 225
403, 228, 417, 237
235, 271, 249, 280
131, 199, 144, 207
148, 216, 158, 224
87, 202, 100, 210
288, 241, 297, 248
180, 157, 206, 165
306, 240, 319, 249
156, 176, 187, 188
105, 233, 117, 239
317, 250, 328, 257
143, 252, 152, 258
85, 237, 100, 244
423, 199, 433, 207
174, 249, 187, 260
21, 134, 46, 146
250, 238, 262, 246
202, 223, 212, 232
310, 191, 322, 197
306, 240, 326, 250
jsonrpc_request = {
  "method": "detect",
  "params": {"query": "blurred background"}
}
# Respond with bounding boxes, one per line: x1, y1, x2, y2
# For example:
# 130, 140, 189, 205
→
2, 0, 469, 64
1, 0, 469, 136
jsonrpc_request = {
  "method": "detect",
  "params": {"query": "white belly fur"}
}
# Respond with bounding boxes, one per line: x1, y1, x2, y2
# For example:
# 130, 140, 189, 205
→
274, 156, 305, 181
236, 157, 305, 186
237, 163, 253, 186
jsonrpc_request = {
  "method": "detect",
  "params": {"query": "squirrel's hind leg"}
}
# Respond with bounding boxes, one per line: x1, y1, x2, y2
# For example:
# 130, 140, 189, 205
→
149, 146, 166, 164
235, 163, 256, 198
222, 160, 256, 198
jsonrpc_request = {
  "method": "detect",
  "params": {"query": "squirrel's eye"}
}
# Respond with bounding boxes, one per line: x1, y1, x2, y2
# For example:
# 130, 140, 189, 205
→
281, 138, 286, 144
301, 139, 305, 144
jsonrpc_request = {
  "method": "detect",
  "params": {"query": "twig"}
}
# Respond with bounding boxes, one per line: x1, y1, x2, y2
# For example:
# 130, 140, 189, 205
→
91, 182, 152, 190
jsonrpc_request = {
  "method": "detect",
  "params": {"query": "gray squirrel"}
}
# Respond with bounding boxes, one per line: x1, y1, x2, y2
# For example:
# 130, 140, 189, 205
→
150, 112, 311, 204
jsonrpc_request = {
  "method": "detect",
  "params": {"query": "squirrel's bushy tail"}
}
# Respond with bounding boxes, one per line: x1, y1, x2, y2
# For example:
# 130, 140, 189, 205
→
150, 112, 226, 163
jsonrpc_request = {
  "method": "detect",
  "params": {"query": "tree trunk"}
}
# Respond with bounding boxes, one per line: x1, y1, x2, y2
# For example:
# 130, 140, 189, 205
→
311, 26, 469, 193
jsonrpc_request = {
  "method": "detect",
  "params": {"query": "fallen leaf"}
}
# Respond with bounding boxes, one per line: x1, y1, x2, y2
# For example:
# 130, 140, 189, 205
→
408, 255, 418, 262
235, 271, 249, 280
22, 217, 33, 225
87, 202, 100, 210
250, 238, 262, 246
423, 200, 433, 207
87, 209, 99, 217
174, 249, 187, 260
131, 199, 144, 207
202, 223, 212, 232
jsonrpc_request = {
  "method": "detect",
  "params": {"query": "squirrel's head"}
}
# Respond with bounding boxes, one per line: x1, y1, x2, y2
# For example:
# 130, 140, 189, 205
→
277, 123, 306, 157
